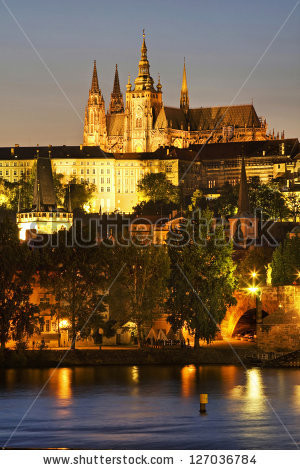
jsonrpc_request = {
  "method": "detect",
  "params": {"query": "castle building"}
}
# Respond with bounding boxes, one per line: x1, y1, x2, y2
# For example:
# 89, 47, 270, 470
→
1, 139, 299, 215
83, 32, 272, 153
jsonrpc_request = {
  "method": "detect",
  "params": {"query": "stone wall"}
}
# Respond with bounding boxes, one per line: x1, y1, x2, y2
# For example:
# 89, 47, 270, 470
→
257, 286, 300, 352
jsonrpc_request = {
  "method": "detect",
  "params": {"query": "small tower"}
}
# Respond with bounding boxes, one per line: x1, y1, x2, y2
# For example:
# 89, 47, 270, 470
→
180, 58, 189, 113
229, 156, 258, 248
157, 73, 162, 92
17, 153, 73, 241
109, 64, 124, 114
83, 60, 107, 147
126, 74, 132, 92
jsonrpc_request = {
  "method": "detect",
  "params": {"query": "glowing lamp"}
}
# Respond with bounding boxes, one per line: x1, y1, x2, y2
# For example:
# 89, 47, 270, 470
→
59, 319, 70, 329
247, 286, 259, 294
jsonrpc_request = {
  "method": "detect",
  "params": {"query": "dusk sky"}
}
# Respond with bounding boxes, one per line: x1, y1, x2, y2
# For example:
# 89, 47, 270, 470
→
0, 0, 299, 146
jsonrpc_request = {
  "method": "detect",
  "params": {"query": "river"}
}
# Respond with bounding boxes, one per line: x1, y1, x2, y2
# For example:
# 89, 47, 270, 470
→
0, 365, 299, 449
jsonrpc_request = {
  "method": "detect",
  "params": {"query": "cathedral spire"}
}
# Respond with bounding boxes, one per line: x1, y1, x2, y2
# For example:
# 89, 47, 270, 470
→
91, 60, 100, 93
180, 58, 189, 113
109, 64, 124, 114
134, 30, 154, 91
237, 157, 250, 216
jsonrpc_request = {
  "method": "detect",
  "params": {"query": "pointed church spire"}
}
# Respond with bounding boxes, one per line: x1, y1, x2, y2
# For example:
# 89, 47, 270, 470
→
134, 30, 154, 91
91, 60, 100, 93
237, 157, 250, 216
109, 64, 124, 114
180, 58, 189, 113
113, 64, 121, 94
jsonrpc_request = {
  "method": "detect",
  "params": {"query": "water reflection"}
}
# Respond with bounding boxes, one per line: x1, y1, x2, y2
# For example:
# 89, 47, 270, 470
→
0, 365, 299, 449
131, 366, 139, 384
181, 365, 196, 397
293, 385, 300, 409
55, 369, 72, 401
230, 368, 266, 414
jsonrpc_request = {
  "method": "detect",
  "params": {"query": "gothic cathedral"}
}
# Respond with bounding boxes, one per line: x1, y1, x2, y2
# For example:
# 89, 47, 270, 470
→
83, 32, 269, 153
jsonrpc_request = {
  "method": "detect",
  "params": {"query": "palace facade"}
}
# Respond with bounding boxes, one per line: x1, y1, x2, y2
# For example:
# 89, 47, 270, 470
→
0, 139, 299, 214
83, 33, 274, 153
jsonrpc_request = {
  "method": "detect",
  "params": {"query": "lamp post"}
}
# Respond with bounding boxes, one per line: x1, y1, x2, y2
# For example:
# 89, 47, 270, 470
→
246, 272, 262, 331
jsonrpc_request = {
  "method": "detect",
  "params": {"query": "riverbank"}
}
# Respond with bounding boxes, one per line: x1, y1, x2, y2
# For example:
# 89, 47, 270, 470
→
0, 341, 258, 368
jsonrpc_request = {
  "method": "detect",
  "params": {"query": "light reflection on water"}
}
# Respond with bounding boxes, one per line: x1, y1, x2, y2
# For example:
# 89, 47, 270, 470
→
0, 365, 299, 449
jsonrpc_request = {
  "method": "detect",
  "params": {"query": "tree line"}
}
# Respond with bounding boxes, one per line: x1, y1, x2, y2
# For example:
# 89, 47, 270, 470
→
0, 212, 238, 350
1, 211, 298, 351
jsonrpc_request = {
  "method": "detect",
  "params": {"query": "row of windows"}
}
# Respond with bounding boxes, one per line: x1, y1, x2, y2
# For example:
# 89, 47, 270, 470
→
116, 169, 143, 176
0, 161, 30, 167
0, 170, 25, 176
70, 169, 111, 176
56, 161, 112, 166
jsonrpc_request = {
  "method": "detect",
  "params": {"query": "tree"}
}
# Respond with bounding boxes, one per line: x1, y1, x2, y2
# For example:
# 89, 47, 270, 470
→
248, 179, 289, 221
0, 217, 39, 349
236, 246, 273, 287
188, 189, 208, 213
40, 228, 109, 349
168, 209, 237, 347
271, 237, 300, 286
69, 179, 96, 212
53, 173, 66, 207
285, 192, 300, 222
137, 172, 179, 205
213, 182, 238, 217
108, 242, 170, 345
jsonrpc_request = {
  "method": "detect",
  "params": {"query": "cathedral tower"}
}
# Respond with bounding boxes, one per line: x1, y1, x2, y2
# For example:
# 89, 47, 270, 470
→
125, 31, 163, 152
109, 64, 124, 114
180, 58, 189, 113
83, 60, 107, 147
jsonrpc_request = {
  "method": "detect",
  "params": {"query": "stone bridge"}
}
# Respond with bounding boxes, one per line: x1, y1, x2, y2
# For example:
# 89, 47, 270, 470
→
221, 286, 300, 345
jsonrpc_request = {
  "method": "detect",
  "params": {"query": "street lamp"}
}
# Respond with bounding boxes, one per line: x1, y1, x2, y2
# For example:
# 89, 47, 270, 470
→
246, 272, 262, 329
59, 319, 70, 329
247, 286, 259, 294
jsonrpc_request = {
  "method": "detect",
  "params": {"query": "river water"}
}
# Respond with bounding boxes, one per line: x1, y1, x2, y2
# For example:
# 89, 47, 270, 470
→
0, 365, 299, 449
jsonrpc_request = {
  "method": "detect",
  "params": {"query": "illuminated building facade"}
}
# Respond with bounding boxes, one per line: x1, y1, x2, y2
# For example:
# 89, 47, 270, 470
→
83, 32, 275, 153
0, 139, 299, 214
